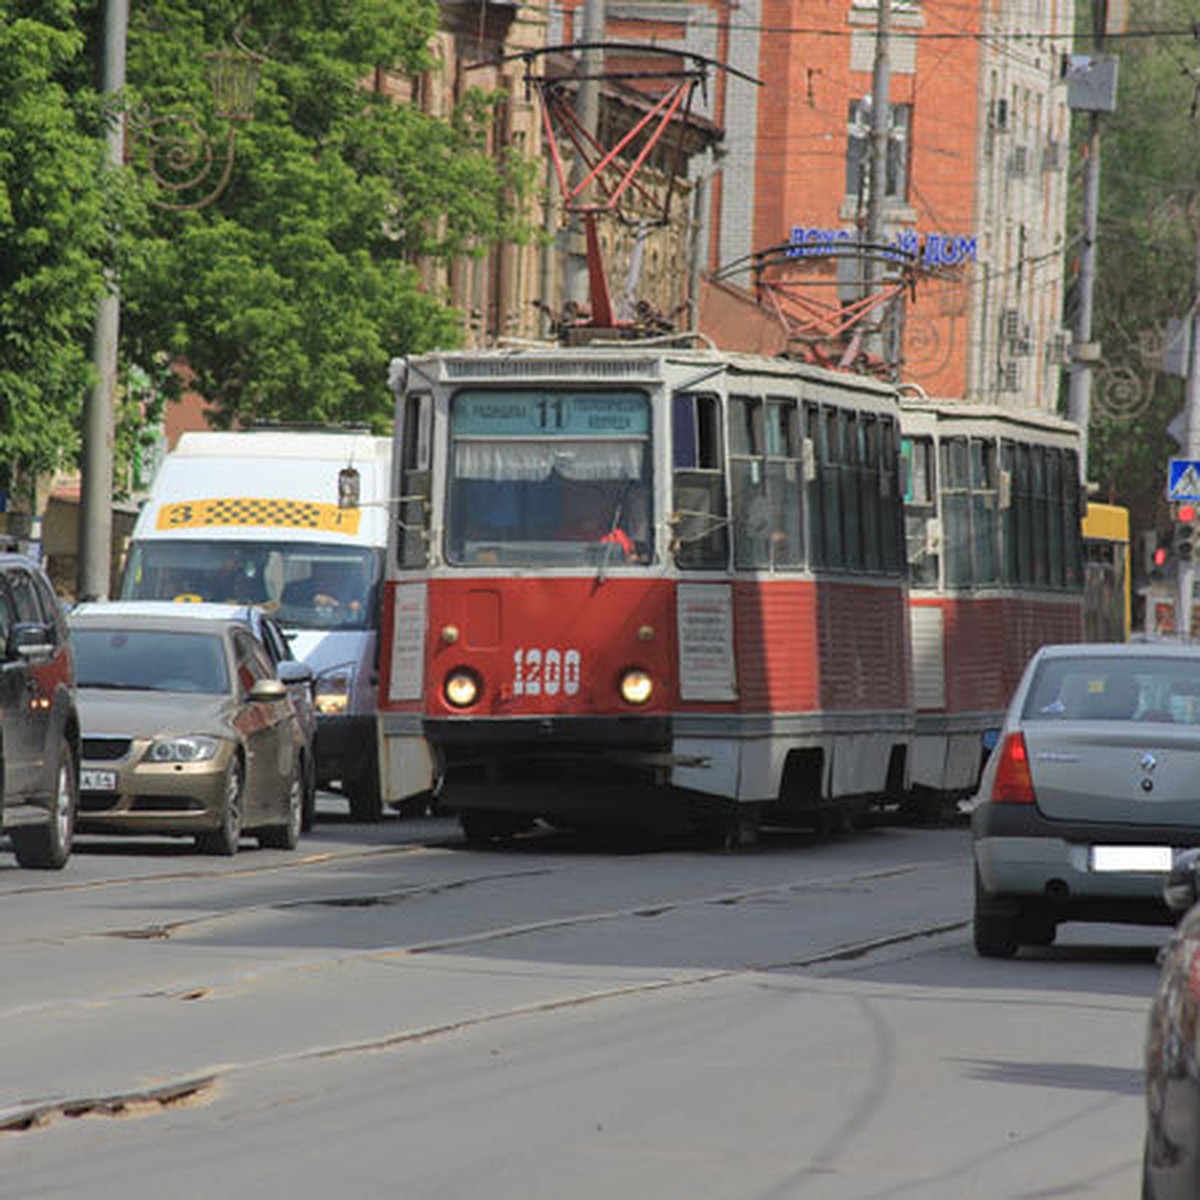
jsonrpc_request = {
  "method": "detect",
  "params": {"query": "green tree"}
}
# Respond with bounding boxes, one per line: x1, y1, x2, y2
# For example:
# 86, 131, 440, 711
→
0, 2, 111, 503
1073, 0, 1200, 539
116, 1, 528, 431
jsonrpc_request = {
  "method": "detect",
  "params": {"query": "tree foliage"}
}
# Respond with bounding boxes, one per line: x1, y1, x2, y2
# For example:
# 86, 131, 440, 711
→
1074, 0, 1200, 537
0, 2, 111, 497
117, 0, 528, 431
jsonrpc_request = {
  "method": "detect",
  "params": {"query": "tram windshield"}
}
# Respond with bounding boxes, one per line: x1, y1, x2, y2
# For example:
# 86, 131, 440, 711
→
447, 389, 652, 567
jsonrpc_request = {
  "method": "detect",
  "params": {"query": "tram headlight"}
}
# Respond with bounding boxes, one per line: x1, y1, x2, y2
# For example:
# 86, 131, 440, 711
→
444, 668, 482, 709
619, 668, 653, 706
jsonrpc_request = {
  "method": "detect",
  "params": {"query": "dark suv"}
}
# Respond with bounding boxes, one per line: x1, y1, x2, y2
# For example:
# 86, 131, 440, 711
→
0, 555, 80, 868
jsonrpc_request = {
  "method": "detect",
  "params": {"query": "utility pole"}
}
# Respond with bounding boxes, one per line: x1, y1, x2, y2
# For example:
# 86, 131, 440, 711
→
1176, 223, 1200, 638
863, 0, 892, 364
564, 0, 605, 308
79, 0, 128, 601
1067, 2, 1109, 485
1066, 118, 1101, 485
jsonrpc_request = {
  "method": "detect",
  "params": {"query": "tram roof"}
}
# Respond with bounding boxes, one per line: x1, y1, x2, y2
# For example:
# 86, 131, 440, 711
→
897, 395, 1082, 441
397, 347, 901, 398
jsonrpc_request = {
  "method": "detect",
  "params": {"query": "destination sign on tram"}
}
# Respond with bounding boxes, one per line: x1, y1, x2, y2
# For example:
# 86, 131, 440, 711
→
452, 391, 649, 437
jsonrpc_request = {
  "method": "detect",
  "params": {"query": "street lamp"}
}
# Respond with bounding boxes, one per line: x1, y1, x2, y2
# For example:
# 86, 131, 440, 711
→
128, 47, 260, 211
80, 16, 260, 602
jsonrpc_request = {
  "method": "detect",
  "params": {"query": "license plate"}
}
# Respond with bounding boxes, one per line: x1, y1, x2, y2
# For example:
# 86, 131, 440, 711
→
80, 769, 118, 792
1090, 845, 1173, 873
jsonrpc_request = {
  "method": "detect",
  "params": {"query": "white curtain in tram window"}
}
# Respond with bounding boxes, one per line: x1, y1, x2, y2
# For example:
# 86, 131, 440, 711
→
454, 442, 643, 482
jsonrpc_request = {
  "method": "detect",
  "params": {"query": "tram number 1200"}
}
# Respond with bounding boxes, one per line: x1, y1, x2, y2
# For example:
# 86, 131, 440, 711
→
512, 648, 581, 697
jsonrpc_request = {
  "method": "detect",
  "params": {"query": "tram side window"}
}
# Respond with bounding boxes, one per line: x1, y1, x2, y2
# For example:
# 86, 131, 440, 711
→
672, 392, 728, 569
971, 439, 999, 585
841, 411, 864, 569
1031, 447, 1049, 585
805, 403, 825, 565
397, 392, 431, 569
879, 416, 903, 573
728, 397, 802, 570
857, 416, 881, 570
941, 438, 971, 586
1000, 440, 1080, 590
939, 437, 999, 587
820, 407, 844, 565
902, 435, 938, 586
1003, 442, 1036, 585
1046, 450, 1064, 587
765, 399, 803, 567
1063, 450, 1083, 587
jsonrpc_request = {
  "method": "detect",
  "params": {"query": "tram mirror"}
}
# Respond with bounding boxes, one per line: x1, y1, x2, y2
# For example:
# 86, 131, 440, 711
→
338, 466, 361, 510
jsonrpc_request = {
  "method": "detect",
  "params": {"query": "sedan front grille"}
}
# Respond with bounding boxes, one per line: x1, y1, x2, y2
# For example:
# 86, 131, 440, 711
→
82, 736, 133, 761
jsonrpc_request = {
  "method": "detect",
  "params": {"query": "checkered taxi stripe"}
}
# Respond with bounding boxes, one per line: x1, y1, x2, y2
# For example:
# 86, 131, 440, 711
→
155, 497, 362, 535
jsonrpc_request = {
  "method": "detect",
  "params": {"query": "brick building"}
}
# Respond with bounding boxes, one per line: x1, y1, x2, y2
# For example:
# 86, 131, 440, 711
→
553, 0, 1076, 410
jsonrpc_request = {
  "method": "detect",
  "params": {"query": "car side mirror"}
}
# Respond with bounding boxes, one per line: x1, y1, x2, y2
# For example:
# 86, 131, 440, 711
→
276, 661, 313, 686
248, 678, 288, 703
1165, 849, 1200, 916
7, 622, 54, 662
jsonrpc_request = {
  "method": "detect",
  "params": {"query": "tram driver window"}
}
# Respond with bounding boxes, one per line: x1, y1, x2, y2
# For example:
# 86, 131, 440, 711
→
397, 392, 431, 569
672, 392, 728, 569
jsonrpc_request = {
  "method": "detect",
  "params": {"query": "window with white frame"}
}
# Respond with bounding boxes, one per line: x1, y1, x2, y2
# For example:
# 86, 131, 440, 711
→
845, 99, 912, 203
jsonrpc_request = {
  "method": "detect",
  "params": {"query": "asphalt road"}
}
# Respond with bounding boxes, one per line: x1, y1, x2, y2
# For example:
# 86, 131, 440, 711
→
0, 798, 1162, 1199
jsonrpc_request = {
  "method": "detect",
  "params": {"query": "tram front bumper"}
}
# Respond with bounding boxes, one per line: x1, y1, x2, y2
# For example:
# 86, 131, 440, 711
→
426, 714, 677, 813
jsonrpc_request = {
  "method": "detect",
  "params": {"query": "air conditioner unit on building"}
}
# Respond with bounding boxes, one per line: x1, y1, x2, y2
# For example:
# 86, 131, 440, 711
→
1047, 329, 1071, 364
1007, 146, 1029, 177
999, 361, 1022, 394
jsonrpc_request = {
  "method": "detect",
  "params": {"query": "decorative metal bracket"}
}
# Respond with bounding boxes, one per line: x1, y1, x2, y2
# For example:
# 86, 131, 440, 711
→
127, 49, 260, 212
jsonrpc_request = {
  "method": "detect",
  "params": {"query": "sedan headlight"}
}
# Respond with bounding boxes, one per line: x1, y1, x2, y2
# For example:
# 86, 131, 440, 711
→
619, 668, 653, 705
146, 735, 222, 764
314, 663, 354, 716
444, 668, 482, 709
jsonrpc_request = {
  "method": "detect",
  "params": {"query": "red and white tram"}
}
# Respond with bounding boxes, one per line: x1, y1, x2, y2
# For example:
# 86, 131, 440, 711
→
377, 346, 914, 843
898, 399, 1084, 817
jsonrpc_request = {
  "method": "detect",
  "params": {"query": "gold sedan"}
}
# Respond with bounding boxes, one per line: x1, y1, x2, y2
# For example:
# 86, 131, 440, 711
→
69, 605, 305, 854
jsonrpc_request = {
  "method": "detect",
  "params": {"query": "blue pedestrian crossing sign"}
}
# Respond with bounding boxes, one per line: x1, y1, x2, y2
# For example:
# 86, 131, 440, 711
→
1169, 459, 1200, 501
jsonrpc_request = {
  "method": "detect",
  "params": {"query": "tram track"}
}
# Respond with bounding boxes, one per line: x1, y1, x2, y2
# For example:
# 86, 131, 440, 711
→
0, 840, 435, 901
0, 855, 965, 1012
0, 909, 969, 1136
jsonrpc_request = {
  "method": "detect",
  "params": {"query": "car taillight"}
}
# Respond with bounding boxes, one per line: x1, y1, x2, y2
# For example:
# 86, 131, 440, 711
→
991, 732, 1036, 804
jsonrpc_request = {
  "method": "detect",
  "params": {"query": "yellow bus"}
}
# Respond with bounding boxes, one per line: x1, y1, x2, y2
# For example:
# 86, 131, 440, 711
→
1081, 501, 1131, 642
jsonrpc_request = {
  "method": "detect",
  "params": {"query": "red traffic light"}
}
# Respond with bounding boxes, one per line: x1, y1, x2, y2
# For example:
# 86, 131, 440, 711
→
1179, 503, 1198, 523
1154, 546, 1168, 568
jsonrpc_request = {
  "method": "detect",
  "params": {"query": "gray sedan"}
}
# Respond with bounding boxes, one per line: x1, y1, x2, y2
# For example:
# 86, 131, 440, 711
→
972, 642, 1200, 958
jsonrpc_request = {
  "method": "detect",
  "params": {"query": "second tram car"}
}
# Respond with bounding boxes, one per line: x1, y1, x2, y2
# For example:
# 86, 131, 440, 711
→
898, 400, 1085, 817
378, 347, 913, 843
375, 348, 1087, 841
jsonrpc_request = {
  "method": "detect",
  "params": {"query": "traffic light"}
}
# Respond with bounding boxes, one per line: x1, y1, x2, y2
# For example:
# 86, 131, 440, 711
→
1176, 502, 1199, 561
1151, 541, 1170, 580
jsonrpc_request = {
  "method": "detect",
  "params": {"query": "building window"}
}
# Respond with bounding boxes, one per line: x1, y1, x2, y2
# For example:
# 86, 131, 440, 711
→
845, 100, 912, 204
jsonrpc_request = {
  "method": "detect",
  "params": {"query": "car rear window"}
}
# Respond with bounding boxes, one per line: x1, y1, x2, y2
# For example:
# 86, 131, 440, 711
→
72, 628, 230, 695
1022, 656, 1200, 724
